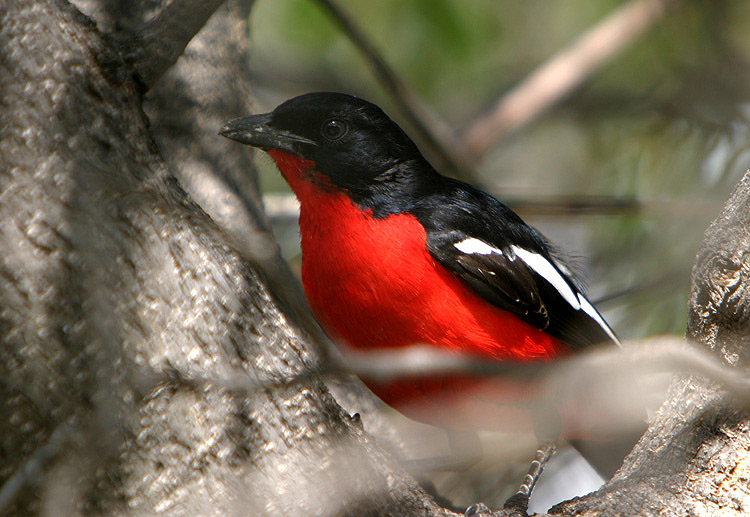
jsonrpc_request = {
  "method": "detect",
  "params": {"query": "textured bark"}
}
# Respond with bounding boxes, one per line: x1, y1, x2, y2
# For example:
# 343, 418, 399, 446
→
546, 174, 750, 516
0, 1, 444, 515
687, 172, 750, 366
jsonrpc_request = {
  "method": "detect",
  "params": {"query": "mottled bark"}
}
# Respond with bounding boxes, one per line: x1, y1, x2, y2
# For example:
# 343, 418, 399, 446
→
0, 0, 442, 515
546, 174, 750, 516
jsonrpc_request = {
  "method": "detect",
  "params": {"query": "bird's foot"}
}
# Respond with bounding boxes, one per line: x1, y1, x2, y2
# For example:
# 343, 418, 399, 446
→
462, 442, 557, 516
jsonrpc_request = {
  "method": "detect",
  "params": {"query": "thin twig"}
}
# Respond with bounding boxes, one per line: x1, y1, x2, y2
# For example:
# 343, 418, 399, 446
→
159, 338, 750, 409
262, 193, 641, 223
314, 0, 469, 177
345, 339, 750, 408
461, 0, 683, 164
505, 194, 640, 216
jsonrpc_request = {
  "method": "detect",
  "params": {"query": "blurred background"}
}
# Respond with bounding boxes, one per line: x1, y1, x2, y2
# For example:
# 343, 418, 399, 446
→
242, 0, 750, 510
247, 0, 750, 341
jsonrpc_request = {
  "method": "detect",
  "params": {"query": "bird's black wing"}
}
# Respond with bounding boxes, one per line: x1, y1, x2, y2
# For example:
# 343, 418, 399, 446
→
417, 184, 619, 351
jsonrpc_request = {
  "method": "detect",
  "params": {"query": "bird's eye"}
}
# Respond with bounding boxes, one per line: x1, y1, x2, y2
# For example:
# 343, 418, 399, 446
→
321, 119, 348, 140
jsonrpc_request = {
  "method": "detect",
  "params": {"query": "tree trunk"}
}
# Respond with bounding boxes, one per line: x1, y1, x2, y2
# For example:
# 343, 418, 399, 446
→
0, 1, 442, 515
547, 172, 750, 516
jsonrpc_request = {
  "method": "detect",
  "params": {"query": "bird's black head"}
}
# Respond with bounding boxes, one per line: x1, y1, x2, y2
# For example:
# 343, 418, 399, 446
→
220, 92, 430, 197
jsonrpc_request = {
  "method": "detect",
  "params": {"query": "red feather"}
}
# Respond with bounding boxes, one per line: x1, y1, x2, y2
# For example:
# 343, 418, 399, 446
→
269, 149, 572, 432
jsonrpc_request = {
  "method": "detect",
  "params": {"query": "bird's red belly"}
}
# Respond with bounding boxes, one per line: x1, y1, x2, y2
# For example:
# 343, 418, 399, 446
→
298, 189, 569, 431
300, 191, 565, 358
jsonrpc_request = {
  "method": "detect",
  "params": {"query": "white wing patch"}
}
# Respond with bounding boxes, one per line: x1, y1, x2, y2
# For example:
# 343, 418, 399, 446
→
454, 238, 502, 256
453, 238, 619, 345
577, 294, 620, 345
511, 246, 581, 310
512, 246, 620, 345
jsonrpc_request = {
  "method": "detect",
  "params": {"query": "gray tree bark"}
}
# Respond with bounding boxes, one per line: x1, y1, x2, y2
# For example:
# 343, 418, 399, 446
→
1, 0, 748, 516
545, 175, 750, 516
0, 1, 442, 515
464, 7, 750, 512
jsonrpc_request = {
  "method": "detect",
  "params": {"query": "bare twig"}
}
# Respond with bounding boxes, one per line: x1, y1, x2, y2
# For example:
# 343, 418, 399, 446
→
263, 193, 641, 223
314, 0, 469, 176
344, 338, 750, 406
341, 344, 546, 383
461, 0, 683, 164
504, 194, 640, 216
164, 338, 750, 410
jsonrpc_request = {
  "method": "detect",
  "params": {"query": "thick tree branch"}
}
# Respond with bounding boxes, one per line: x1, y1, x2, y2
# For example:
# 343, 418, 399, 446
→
547, 170, 750, 516
687, 171, 750, 365
0, 0, 444, 514
139, 0, 347, 387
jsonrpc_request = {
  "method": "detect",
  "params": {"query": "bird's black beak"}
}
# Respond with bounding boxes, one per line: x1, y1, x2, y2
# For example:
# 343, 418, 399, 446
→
219, 113, 317, 154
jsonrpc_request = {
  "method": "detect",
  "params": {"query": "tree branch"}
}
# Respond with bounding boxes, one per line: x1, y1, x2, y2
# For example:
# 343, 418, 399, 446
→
0, 1, 444, 514
687, 170, 750, 365
314, 0, 469, 176
548, 170, 750, 515
461, 0, 682, 164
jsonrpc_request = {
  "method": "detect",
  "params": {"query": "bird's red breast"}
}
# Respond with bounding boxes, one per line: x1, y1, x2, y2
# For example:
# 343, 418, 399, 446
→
269, 149, 571, 431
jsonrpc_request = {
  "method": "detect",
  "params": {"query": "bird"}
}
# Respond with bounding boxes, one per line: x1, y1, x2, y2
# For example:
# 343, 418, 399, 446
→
220, 92, 621, 513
